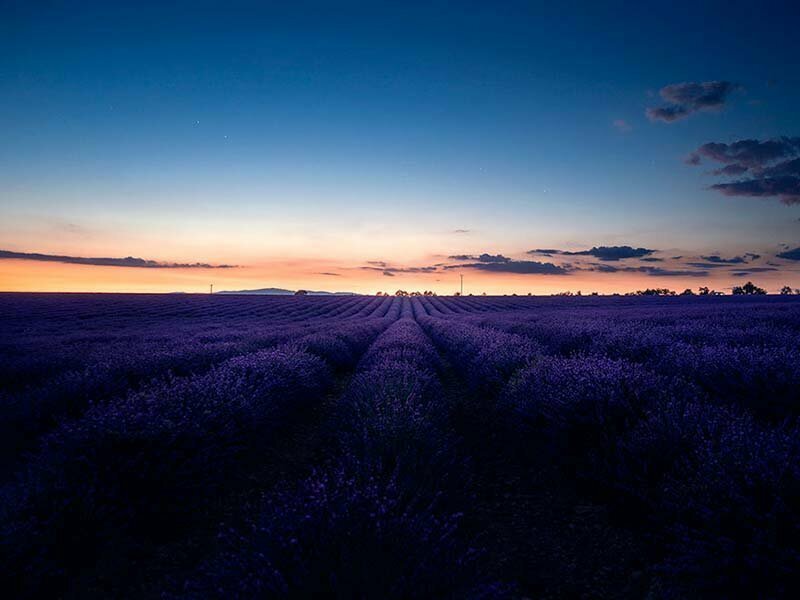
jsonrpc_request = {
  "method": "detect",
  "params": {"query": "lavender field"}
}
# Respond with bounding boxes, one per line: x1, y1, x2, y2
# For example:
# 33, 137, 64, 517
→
1, 293, 799, 598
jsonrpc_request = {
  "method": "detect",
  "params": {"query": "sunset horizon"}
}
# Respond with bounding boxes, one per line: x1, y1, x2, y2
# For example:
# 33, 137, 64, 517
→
2, 2, 799, 295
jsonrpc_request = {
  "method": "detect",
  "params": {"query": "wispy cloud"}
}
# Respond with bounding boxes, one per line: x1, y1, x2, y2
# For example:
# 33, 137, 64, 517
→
612, 119, 632, 133
647, 81, 739, 122
447, 260, 569, 275
0, 250, 237, 269
687, 137, 800, 205
528, 245, 656, 261
447, 253, 510, 263
777, 247, 800, 261
585, 264, 708, 277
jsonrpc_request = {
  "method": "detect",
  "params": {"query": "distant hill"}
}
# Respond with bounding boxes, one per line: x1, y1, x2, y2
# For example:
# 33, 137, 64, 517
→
215, 287, 357, 296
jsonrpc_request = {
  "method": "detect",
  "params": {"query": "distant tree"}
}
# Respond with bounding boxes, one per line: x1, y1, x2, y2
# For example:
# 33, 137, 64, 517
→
781, 285, 793, 295
395, 290, 409, 297
681, 288, 695, 296
636, 288, 675, 296
731, 281, 767, 295
698, 286, 710, 296
294, 290, 308, 295
454, 291, 461, 296
590, 291, 598, 296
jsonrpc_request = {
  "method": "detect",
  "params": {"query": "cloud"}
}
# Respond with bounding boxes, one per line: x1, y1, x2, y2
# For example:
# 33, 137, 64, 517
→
710, 177, 800, 205
451, 260, 568, 275
366, 260, 388, 267
646, 105, 690, 123
362, 264, 438, 276
640, 257, 664, 262
317, 272, 341, 276
684, 253, 761, 269
699, 255, 748, 264
711, 164, 749, 176
452, 229, 471, 234
647, 81, 739, 122
613, 119, 632, 133
687, 137, 800, 205
730, 268, 780, 277
563, 246, 656, 261
448, 254, 475, 261
0, 250, 236, 269
631, 266, 708, 277
688, 138, 800, 169
528, 246, 655, 261
477, 253, 510, 263
685, 262, 732, 269
447, 253, 511, 263
584, 263, 706, 277
777, 247, 800, 261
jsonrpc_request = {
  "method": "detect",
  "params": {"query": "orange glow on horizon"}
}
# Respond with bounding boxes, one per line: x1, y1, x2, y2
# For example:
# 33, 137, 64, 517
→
2, 257, 796, 295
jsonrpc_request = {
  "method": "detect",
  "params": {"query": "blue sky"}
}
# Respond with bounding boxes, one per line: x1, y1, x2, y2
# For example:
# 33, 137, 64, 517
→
1, 1, 799, 293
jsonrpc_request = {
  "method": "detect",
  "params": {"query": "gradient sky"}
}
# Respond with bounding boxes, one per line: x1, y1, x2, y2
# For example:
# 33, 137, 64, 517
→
2, 1, 799, 294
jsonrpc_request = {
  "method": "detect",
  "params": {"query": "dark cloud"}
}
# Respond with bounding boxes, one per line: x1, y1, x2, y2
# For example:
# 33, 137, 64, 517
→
477, 253, 510, 263
366, 260, 388, 267
647, 81, 739, 123
457, 260, 568, 275
0, 250, 236, 269
688, 137, 800, 205
362, 265, 438, 276
447, 253, 511, 263
585, 264, 706, 277
777, 247, 800, 261
317, 272, 340, 276
527, 248, 560, 257
762, 157, 800, 177
699, 255, 748, 264
528, 246, 655, 261
448, 254, 475, 261
710, 177, 800, 205
640, 257, 664, 262
382, 271, 395, 277
646, 105, 689, 123
562, 246, 656, 261
730, 268, 780, 277
711, 164, 749, 176
685, 254, 760, 269
587, 263, 621, 273
634, 266, 708, 277
688, 137, 800, 169
685, 262, 731, 269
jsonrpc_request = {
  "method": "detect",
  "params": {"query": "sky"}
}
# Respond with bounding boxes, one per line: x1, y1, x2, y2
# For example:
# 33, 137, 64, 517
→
1, 0, 799, 294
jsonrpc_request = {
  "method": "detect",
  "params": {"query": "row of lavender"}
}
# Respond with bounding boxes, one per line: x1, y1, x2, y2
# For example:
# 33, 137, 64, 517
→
1, 293, 799, 596
181, 306, 503, 597
414, 295, 800, 596
1, 298, 404, 596
0, 295, 397, 476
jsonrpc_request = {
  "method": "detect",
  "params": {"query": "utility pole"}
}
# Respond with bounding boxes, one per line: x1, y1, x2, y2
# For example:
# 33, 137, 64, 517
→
460, 274, 463, 296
